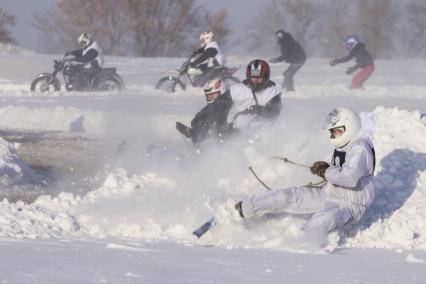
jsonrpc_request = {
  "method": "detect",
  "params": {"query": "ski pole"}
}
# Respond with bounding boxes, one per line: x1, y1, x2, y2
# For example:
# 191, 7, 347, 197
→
248, 166, 271, 191
270, 156, 311, 168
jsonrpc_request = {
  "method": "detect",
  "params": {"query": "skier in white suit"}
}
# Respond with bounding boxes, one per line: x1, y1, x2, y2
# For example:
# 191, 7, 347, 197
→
235, 107, 375, 238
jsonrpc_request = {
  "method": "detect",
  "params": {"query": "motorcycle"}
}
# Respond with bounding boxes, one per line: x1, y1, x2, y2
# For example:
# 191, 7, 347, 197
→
30, 56, 125, 93
155, 59, 240, 93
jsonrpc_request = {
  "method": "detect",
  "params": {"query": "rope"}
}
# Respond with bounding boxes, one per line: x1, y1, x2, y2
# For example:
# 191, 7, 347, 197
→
248, 166, 271, 191
270, 156, 310, 168
270, 156, 327, 188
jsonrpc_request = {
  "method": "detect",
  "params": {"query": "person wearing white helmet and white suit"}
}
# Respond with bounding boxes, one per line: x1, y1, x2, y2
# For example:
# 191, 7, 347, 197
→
235, 107, 376, 243
188, 30, 224, 86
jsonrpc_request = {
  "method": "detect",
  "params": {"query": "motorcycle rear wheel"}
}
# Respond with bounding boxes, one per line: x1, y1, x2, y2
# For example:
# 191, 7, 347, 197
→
94, 76, 124, 91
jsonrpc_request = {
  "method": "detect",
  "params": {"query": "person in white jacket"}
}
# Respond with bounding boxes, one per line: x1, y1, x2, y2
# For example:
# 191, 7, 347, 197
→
235, 107, 375, 237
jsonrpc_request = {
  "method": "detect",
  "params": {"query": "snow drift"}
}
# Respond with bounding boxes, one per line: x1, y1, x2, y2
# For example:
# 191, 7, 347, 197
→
0, 106, 424, 253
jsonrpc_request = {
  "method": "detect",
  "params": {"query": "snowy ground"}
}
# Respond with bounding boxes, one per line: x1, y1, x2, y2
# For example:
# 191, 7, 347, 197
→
0, 51, 425, 283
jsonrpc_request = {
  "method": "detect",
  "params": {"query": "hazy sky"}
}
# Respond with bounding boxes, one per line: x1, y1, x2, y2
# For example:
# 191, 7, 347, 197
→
1, 0, 263, 52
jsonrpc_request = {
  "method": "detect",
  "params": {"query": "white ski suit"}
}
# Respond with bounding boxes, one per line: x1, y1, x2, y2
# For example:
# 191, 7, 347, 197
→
227, 82, 282, 129
241, 135, 375, 234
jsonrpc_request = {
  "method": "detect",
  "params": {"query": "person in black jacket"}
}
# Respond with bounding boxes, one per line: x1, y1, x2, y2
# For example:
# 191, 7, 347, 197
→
176, 79, 231, 145
64, 33, 104, 90
330, 35, 374, 89
270, 30, 306, 92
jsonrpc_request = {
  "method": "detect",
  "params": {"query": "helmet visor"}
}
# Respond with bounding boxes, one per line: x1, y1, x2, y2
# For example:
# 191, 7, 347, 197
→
205, 91, 220, 103
329, 126, 345, 139
250, 76, 264, 84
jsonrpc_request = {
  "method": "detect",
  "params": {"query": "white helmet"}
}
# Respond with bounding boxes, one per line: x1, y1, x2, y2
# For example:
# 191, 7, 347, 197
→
199, 31, 214, 45
323, 107, 360, 148
342, 35, 359, 52
78, 32, 93, 48
203, 79, 225, 103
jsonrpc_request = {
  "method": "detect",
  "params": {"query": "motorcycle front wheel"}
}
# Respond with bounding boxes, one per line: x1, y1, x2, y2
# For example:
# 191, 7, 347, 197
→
30, 75, 61, 93
155, 77, 185, 93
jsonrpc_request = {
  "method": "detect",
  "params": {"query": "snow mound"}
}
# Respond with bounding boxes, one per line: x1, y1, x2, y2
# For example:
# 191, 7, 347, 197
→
0, 137, 40, 186
346, 107, 426, 250
0, 106, 104, 134
0, 107, 425, 252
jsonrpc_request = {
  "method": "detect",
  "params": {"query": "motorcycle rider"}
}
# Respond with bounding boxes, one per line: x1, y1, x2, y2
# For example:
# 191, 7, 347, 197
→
270, 29, 306, 92
65, 32, 104, 90
188, 30, 224, 86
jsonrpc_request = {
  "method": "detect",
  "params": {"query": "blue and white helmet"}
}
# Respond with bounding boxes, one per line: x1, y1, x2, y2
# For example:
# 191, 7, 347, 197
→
342, 35, 359, 52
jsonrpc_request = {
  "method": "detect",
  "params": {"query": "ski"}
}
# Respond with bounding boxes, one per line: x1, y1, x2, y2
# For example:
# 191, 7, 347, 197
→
192, 217, 216, 239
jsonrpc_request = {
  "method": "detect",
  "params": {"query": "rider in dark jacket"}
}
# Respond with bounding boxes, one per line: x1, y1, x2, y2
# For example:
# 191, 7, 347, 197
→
330, 35, 374, 89
188, 31, 224, 87
270, 30, 306, 92
176, 79, 231, 145
65, 33, 104, 90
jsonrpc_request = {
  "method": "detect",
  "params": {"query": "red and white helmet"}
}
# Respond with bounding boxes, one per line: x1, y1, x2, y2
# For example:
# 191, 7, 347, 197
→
203, 79, 225, 103
246, 59, 270, 91
199, 31, 214, 45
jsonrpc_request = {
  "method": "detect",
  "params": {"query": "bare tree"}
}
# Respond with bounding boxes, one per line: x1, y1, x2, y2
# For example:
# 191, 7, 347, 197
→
32, 0, 130, 54
0, 9, 16, 44
32, 0, 229, 57
246, 0, 328, 56
124, 0, 229, 57
355, 0, 396, 58
246, 0, 426, 58
208, 9, 230, 46
396, 0, 426, 58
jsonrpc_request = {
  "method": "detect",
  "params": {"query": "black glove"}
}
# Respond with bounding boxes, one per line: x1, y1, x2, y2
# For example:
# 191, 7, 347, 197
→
310, 161, 330, 179
329, 59, 339, 67
246, 105, 263, 116
346, 66, 357, 75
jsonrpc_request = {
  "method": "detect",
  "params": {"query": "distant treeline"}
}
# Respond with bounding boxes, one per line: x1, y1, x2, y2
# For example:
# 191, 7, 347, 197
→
2, 0, 426, 58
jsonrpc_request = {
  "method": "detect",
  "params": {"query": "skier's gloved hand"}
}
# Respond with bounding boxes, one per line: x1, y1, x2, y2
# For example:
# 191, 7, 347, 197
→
346, 66, 357, 75
310, 161, 330, 179
329, 59, 339, 67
